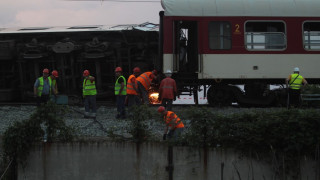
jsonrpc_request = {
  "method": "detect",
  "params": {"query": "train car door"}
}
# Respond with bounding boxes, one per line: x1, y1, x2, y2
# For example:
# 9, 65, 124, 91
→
173, 21, 198, 74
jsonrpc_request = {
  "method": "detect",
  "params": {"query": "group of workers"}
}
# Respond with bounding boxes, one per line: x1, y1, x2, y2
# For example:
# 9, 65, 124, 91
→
33, 68, 59, 106
33, 66, 307, 140
34, 67, 184, 140
114, 66, 184, 140
114, 66, 158, 119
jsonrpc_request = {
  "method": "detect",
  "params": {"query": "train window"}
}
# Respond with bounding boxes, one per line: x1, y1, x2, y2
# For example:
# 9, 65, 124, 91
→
303, 22, 320, 50
208, 21, 231, 50
245, 21, 286, 51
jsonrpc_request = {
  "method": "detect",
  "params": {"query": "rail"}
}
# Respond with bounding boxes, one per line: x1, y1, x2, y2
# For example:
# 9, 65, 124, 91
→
301, 94, 320, 107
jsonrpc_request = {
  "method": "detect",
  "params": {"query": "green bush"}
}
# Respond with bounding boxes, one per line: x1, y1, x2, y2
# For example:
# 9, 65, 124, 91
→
182, 107, 320, 156
179, 107, 320, 178
181, 107, 216, 147
2, 102, 75, 165
127, 105, 153, 142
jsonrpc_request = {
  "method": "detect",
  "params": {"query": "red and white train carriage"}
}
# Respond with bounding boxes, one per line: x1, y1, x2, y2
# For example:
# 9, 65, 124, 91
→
159, 0, 320, 106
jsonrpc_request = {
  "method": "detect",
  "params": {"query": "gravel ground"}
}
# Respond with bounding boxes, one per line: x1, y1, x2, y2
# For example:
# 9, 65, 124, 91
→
0, 105, 166, 140
0, 105, 290, 141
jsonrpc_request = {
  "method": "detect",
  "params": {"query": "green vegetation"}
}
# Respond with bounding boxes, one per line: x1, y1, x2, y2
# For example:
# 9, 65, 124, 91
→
127, 105, 153, 142
1, 103, 320, 179
1, 101, 75, 179
176, 106, 320, 179
179, 107, 320, 154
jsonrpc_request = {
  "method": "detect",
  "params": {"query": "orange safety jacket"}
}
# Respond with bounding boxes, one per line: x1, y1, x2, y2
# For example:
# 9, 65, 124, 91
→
127, 74, 138, 95
164, 111, 184, 129
159, 77, 177, 100
136, 72, 153, 90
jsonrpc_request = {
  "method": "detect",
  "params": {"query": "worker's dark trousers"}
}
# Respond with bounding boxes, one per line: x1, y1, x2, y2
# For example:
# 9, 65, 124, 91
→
289, 89, 301, 107
36, 94, 50, 106
84, 95, 96, 113
127, 94, 141, 107
116, 95, 126, 118
161, 98, 173, 111
137, 81, 149, 105
167, 128, 184, 140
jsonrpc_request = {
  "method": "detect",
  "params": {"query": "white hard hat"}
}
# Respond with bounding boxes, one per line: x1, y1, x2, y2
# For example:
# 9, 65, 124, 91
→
165, 70, 172, 74
294, 67, 300, 72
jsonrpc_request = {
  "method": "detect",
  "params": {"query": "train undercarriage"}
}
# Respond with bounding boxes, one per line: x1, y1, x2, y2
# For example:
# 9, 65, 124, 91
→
172, 71, 289, 107
206, 82, 286, 107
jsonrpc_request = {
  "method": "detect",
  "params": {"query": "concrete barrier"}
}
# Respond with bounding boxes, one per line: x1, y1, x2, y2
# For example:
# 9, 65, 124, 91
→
18, 142, 318, 180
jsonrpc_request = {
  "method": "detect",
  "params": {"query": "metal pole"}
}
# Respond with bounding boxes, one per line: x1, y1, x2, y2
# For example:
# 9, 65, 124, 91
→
286, 89, 290, 109
166, 145, 173, 180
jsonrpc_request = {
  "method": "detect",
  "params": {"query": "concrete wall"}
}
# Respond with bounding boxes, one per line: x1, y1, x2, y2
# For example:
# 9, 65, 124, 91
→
18, 142, 319, 180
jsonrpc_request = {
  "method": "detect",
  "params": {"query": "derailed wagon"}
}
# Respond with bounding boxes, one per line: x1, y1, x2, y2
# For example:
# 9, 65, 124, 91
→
0, 22, 159, 102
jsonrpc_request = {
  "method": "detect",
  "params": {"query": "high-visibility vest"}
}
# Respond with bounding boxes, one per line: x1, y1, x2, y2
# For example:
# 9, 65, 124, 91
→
115, 76, 127, 95
83, 76, 97, 96
127, 74, 137, 95
289, 73, 304, 90
164, 111, 184, 129
49, 76, 58, 94
37, 77, 52, 97
136, 72, 153, 90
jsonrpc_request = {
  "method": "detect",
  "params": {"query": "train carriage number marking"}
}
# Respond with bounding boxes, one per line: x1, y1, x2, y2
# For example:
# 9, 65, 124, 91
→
234, 24, 241, 34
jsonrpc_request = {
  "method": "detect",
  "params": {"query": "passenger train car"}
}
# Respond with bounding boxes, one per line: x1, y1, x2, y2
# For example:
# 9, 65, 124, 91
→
0, 23, 159, 102
159, 0, 320, 106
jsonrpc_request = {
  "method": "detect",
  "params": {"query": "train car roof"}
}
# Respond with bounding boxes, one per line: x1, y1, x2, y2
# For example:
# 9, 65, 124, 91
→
161, 0, 320, 17
0, 22, 158, 34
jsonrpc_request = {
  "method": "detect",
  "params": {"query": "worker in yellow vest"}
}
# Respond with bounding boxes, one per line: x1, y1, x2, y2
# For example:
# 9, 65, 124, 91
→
286, 67, 308, 108
34, 68, 55, 106
83, 70, 97, 118
115, 67, 127, 119
157, 106, 184, 140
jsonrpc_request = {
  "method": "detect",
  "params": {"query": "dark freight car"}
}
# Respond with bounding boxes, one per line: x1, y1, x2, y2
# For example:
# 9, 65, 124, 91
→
0, 22, 159, 102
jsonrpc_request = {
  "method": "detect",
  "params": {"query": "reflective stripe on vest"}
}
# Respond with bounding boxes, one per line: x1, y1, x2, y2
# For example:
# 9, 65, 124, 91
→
115, 76, 127, 95
289, 74, 303, 90
164, 111, 184, 129
161, 86, 173, 89
37, 77, 52, 97
83, 76, 97, 95
127, 75, 137, 95
136, 72, 152, 90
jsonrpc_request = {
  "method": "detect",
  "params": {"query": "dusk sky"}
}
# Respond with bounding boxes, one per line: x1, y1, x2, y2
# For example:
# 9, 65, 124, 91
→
0, 0, 163, 28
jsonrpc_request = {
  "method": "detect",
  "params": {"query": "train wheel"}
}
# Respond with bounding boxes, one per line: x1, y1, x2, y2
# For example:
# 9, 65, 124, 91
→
207, 85, 232, 106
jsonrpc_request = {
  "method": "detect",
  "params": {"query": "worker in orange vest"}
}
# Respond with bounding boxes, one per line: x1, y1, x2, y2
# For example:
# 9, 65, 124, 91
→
127, 67, 141, 107
158, 70, 177, 111
157, 106, 184, 140
136, 70, 157, 105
